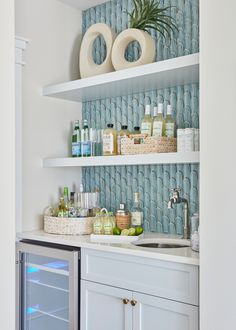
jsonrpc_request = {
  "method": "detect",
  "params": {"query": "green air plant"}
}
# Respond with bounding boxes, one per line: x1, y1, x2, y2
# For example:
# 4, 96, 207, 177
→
127, 0, 178, 39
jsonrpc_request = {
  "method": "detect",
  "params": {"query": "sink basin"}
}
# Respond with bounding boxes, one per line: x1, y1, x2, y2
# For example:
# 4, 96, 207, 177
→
132, 242, 189, 249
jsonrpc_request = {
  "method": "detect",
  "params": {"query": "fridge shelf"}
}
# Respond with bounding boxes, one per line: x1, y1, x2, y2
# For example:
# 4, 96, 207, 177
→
26, 262, 69, 276
26, 279, 69, 293
27, 306, 69, 323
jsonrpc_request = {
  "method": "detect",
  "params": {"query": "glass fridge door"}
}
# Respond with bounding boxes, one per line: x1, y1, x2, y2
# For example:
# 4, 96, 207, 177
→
16, 242, 79, 330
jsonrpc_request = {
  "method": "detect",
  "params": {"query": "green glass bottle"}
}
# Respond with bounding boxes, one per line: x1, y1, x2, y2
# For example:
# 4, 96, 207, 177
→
72, 120, 81, 157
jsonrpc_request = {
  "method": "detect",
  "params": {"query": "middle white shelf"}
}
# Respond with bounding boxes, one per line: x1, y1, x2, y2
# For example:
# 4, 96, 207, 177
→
42, 152, 200, 168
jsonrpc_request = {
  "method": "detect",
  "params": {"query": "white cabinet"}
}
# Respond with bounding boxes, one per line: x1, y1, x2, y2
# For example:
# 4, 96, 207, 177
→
133, 292, 199, 330
81, 280, 132, 330
81, 249, 199, 330
81, 280, 198, 330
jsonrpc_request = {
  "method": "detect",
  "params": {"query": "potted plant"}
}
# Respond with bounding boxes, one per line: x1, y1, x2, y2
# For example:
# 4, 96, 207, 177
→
112, 0, 178, 71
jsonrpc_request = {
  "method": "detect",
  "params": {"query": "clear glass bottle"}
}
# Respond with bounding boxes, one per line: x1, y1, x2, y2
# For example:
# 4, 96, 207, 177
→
72, 120, 81, 157
152, 103, 165, 137
68, 192, 77, 218
131, 192, 143, 228
117, 125, 130, 155
141, 105, 153, 136
164, 105, 176, 138
102, 124, 117, 156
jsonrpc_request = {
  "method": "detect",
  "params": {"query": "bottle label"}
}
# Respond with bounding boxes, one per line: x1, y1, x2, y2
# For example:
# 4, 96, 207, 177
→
93, 221, 103, 235
81, 142, 91, 157
72, 142, 81, 157
152, 121, 163, 137
141, 123, 152, 136
131, 212, 143, 226
103, 133, 114, 153
165, 123, 175, 137
103, 221, 113, 235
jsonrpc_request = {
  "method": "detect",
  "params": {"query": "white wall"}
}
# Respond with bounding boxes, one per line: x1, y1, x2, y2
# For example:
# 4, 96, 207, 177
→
15, 0, 83, 231
200, 0, 236, 329
0, 1, 15, 328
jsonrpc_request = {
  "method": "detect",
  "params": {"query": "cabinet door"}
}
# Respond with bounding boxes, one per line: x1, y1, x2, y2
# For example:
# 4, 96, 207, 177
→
81, 280, 132, 330
133, 292, 199, 330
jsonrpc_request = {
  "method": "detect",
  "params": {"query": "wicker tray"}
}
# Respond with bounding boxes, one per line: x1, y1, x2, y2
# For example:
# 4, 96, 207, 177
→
121, 134, 177, 155
44, 216, 94, 235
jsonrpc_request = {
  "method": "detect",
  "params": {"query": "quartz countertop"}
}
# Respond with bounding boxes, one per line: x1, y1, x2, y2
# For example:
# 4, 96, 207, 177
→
17, 230, 199, 266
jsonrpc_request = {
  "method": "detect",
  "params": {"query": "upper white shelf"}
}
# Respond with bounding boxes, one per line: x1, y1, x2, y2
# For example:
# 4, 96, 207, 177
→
42, 152, 200, 168
43, 53, 199, 103
58, 0, 106, 10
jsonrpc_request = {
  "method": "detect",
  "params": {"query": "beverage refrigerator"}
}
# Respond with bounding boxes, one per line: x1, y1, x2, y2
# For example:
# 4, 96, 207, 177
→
16, 241, 80, 330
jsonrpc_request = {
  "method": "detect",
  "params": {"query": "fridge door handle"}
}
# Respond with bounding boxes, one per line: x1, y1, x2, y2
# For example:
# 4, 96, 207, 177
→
16, 251, 23, 330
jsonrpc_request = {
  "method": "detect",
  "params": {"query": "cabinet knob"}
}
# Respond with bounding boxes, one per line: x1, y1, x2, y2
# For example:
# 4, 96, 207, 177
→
131, 299, 137, 306
123, 298, 129, 305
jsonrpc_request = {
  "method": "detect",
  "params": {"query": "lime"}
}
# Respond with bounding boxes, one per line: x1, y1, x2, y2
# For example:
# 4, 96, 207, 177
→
135, 227, 144, 236
128, 228, 136, 236
113, 227, 121, 235
121, 229, 129, 236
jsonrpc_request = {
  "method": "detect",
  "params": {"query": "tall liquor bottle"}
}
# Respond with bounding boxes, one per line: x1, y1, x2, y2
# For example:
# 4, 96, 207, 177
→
131, 192, 143, 228
152, 103, 165, 137
72, 120, 81, 157
164, 105, 176, 138
141, 105, 153, 136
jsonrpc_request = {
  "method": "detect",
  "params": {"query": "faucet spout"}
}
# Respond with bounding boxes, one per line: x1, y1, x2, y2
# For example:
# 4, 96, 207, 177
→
168, 189, 190, 239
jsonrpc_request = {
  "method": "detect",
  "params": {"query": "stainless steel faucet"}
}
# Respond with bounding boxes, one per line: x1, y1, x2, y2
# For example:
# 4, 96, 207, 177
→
168, 188, 189, 239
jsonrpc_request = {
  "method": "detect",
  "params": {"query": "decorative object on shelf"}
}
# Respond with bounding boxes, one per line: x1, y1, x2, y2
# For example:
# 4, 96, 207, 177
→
44, 215, 95, 235
79, 23, 116, 78
111, 0, 178, 71
121, 134, 177, 155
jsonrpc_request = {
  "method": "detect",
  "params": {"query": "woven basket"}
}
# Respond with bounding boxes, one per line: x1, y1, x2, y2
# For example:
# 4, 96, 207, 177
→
44, 216, 94, 235
121, 134, 177, 155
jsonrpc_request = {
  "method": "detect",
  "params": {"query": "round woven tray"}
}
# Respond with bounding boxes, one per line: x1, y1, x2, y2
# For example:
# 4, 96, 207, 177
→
44, 216, 94, 235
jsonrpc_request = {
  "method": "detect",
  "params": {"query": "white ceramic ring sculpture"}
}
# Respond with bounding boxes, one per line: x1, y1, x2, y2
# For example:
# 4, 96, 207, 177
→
79, 23, 116, 78
112, 28, 156, 71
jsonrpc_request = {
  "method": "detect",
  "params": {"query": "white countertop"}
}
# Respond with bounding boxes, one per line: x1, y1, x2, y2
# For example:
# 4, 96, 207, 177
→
17, 230, 199, 266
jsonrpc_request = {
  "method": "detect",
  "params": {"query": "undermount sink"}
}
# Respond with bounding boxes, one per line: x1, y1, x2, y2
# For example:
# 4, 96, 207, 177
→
132, 242, 189, 249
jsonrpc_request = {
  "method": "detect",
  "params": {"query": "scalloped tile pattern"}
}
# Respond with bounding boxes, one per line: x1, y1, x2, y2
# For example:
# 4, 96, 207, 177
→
82, 0, 199, 234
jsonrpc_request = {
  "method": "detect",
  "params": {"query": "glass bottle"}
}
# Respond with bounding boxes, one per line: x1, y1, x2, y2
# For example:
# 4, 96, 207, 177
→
72, 120, 81, 157
132, 126, 140, 134
117, 125, 130, 155
102, 124, 117, 156
58, 197, 68, 218
68, 192, 77, 218
62, 187, 69, 217
152, 103, 165, 137
141, 105, 153, 136
131, 192, 143, 228
164, 105, 176, 138
81, 119, 91, 157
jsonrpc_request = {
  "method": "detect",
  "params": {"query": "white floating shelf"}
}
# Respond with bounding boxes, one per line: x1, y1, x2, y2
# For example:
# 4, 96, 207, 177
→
58, 0, 106, 10
42, 152, 200, 168
43, 53, 199, 102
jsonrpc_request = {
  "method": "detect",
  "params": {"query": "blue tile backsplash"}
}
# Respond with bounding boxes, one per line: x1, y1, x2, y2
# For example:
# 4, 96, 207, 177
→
82, 0, 199, 234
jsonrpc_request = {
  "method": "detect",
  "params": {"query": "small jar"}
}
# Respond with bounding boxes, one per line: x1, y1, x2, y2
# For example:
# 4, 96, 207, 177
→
116, 203, 131, 229
102, 124, 117, 156
190, 212, 199, 252
93, 213, 103, 235
103, 213, 114, 235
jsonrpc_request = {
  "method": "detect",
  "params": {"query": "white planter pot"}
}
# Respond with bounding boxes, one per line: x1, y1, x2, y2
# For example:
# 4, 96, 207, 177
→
79, 23, 116, 78
112, 28, 156, 71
